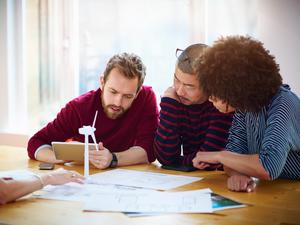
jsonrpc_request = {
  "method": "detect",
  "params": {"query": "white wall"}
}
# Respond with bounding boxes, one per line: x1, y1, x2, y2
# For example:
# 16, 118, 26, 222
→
0, 0, 28, 133
0, 0, 9, 130
204, 0, 258, 44
257, 0, 300, 95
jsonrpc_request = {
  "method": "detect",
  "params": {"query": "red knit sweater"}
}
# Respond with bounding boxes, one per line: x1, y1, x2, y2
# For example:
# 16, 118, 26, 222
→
27, 86, 159, 162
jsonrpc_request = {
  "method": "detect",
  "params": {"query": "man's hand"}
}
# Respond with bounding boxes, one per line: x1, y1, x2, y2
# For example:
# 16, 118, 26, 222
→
89, 142, 113, 169
163, 86, 180, 101
227, 175, 257, 192
36, 147, 65, 164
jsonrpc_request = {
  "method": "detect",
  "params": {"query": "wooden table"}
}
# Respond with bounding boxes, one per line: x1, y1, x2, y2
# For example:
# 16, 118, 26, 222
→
0, 146, 299, 225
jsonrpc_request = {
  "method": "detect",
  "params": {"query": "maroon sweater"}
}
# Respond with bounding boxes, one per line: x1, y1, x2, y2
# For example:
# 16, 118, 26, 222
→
27, 86, 159, 162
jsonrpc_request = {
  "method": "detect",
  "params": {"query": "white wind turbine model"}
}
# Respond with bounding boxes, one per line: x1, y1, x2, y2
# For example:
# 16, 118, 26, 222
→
78, 111, 99, 177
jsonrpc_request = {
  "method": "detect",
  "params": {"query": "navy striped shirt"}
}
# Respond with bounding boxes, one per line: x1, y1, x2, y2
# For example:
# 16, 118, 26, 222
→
154, 97, 233, 168
227, 85, 300, 180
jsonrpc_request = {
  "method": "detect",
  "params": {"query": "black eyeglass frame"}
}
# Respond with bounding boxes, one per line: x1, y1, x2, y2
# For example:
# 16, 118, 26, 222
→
175, 48, 190, 63
175, 43, 207, 61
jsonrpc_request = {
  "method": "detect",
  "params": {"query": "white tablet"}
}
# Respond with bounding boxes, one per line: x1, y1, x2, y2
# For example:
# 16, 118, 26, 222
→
52, 142, 97, 161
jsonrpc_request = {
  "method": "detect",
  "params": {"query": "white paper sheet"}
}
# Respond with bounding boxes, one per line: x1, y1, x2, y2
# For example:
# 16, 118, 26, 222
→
84, 189, 213, 213
0, 170, 35, 179
124, 191, 246, 217
34, 182, 153, 202
89, 169, 202, 190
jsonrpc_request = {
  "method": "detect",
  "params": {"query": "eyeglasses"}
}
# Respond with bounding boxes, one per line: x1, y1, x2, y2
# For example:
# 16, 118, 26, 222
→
176, 43, 207, 62
175, 44, 207, 74
175, 48, 193, 74
175, 48, 190, 64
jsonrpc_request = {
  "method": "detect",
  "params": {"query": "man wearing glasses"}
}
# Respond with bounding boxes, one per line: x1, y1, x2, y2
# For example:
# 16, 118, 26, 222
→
154, 44, 233, 170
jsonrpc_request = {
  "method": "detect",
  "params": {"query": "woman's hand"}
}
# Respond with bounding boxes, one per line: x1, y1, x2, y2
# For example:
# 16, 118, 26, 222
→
227, 174, 257, 192
192, 151, 221, 169
41, 168, 84, 186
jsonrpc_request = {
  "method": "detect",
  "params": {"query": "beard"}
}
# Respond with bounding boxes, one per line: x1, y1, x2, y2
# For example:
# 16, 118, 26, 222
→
103, 105, 125, 119
101, 96, 126, 119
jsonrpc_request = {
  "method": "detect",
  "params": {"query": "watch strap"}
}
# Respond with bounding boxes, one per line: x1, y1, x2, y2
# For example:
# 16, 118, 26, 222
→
109, 152, 118, 168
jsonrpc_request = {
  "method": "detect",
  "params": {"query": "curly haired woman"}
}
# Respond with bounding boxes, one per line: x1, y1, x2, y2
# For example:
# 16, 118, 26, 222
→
192, 35, 300, 192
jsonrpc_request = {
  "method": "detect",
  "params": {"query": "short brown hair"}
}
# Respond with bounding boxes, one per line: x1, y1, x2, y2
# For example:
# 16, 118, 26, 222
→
198, 36, 282, 112
103, 53, 146, 92
176, 43, 208, 75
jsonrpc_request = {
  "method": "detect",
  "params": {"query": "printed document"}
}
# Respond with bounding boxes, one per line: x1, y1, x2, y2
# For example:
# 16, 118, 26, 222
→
89, 169, 202, 190
84, 189, 213, 213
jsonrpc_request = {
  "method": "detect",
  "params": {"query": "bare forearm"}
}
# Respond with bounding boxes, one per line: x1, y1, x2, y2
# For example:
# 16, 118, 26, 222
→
0, 170, 83, 204
218, 151, 270, 180
0, 178, 42, 204
224, 166, 245, 176
36, 147, 64, 164
115, 146, 149, 166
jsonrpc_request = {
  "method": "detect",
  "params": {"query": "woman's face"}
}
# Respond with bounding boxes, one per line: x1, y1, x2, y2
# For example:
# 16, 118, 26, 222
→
209, 96, 235, 113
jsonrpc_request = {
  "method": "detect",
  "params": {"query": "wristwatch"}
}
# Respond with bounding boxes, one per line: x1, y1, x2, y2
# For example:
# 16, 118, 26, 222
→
109, 152, 118, 168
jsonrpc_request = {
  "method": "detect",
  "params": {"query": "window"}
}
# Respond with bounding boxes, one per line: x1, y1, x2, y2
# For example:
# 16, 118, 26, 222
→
0, 0, 256, 135
78, 0, 203, 95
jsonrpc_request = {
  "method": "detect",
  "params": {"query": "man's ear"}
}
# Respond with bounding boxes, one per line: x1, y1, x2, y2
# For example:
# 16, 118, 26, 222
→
100, 75, 104, 89
135, 87, 142, 99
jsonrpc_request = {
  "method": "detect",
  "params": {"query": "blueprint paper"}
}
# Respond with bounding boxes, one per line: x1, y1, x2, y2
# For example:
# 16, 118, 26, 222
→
83, 189, 213, 213
89, 169, 202, 190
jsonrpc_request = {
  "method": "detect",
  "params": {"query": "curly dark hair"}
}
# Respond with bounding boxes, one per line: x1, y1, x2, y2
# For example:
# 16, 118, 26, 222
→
103, 53, 146, 92
198, 36, 282, 112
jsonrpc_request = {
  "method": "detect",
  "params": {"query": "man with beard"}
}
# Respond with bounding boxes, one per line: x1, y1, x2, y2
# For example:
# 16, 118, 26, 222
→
27, 53, 159, 169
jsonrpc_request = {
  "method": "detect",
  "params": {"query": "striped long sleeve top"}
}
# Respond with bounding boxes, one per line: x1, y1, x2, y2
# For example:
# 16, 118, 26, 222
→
154, 97, 233, 168
226, 85, 300, 180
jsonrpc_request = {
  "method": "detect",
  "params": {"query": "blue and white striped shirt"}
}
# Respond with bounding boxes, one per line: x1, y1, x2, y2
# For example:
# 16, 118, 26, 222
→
226, 85, 300, 180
